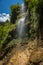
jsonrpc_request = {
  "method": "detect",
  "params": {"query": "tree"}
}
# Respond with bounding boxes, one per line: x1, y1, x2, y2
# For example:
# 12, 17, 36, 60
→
10, 4, 20, 23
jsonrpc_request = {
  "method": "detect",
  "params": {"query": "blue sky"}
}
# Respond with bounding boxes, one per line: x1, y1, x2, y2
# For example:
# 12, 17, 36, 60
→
0, 0, 23, 14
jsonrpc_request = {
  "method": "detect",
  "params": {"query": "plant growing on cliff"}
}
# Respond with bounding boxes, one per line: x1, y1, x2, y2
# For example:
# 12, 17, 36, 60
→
24, 0, 39, 40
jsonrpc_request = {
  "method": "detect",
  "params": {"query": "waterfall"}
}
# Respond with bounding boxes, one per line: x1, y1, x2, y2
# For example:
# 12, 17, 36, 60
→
20, 3, 25, 14
17, 3, 26, 38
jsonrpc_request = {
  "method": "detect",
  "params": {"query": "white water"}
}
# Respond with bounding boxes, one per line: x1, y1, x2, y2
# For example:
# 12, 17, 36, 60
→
17, 3, 26, 38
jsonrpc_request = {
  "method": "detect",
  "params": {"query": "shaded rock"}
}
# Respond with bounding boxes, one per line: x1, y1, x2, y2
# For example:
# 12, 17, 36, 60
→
30, 48, 43, 63
28, 39, 37, 50
27, 63, 34, 65
39, 61, 43, 65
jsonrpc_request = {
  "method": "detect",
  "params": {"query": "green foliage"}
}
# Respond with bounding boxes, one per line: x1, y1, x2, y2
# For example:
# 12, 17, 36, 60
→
0, 25, 3, 39
0, 20, 17, 48
8, 39, 21, 46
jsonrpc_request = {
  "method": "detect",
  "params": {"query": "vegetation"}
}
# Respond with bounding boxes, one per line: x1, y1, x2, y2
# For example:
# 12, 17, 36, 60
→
0, 21, 17, 48
24, 0, 43, 40
24, 0, 39, 40
0, 21, 10, 47
0, 0, 43, 49
0, 4, 20, 49
10, 4, 20, 23
0, 0, 43, 65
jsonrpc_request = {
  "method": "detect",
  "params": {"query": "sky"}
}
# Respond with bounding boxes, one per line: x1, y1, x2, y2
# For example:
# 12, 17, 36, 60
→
0, 0, 23, 13
0, 0, 23, 22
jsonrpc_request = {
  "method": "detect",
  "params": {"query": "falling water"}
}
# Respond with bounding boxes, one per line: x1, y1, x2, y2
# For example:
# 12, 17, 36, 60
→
17, 3, 26, 38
